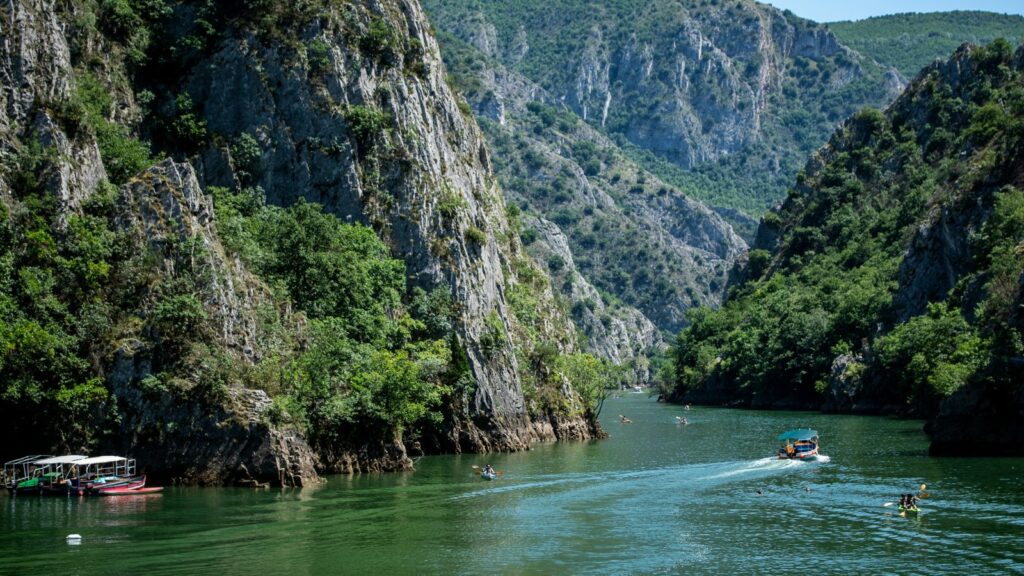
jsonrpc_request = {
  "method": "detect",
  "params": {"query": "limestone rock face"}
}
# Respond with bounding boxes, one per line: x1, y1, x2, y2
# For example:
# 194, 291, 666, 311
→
115, 160, 278, 359
423, 0, 893, 177
110, 160, 321, 486
0, 0, 107, 219
178, 1, 595, 451
526, 215, 661, 383
409, 28, 747, 335
107, 340, 320, 487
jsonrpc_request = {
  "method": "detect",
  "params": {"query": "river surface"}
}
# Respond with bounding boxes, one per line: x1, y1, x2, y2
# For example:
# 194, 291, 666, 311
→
3, 395, 1023, 575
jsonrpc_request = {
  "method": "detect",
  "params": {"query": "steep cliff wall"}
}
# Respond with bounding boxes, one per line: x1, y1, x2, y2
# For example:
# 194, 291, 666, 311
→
154, 0, 596, 451
0, 0, 601, 484
424, 0, 904, 218
418, 18, 746, 344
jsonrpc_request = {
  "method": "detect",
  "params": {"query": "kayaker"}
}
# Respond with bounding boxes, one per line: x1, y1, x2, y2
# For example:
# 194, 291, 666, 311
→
619, 415, 632, 424
483, 464, 495, 476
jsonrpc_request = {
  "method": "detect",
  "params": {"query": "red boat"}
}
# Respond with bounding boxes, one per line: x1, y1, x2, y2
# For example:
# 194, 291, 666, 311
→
86, 476, 147, 495
70, 456, 156, 496
100, 486, 163, 496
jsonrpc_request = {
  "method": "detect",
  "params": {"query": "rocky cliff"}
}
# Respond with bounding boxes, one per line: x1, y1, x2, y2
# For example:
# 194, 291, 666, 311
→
423, 0, 904, 219
162, 0, 599, 452
0, 0, 601, 485
415, 13, 747, 352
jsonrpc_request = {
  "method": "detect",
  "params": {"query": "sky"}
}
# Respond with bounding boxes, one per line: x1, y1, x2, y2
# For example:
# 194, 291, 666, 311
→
763, 0, 1024, 23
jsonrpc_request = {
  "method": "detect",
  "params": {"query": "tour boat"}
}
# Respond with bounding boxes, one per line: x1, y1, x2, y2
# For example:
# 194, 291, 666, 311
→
72, 456, 145, 496
4, 455, 51, 494
777, 429, 820, 460
35, 455, 91, 496
4, 455, 87, 495
4, 454, 160, 496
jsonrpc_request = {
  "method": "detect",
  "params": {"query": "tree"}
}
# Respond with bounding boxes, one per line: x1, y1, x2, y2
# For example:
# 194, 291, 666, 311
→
558, 353, 617, 425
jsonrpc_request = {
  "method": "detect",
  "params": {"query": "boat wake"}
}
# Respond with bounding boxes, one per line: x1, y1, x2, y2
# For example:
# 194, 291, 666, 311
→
454, 455, 825, 502
695, 457, 804, 481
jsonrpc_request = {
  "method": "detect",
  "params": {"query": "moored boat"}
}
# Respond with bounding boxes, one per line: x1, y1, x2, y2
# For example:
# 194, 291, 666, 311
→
4, 455, 52, 495
71, 456, 142, 496
4, 455, 88, 496
86, 476, 148, 495
100, 486, 163, 496
777, 429, 820, 461
36, 455, 91, 496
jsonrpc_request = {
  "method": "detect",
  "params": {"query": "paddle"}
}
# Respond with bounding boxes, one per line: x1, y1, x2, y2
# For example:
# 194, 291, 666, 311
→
884, 485, 930, 508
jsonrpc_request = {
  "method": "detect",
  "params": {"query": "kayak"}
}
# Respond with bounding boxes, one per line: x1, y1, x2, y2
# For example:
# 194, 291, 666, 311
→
898, 506, 919, 514
481, 471, 497, 481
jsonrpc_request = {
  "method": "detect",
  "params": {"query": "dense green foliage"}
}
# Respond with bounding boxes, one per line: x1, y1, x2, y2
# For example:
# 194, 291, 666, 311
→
831, 11, 1024, 79
673, 42, 1024, 416
211, 189, 458, 442
0, 0, 613, 463
0, 176, 121, 452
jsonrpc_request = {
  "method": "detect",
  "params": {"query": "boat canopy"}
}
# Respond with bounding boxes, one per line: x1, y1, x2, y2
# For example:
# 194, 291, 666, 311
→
777, 429, 818, 442
75, 456, 128, 466
34, 455, 89, 465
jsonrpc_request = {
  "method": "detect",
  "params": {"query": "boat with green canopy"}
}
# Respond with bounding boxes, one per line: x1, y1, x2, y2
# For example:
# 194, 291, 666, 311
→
4, 455, 87, 495
777, 429, 820, 461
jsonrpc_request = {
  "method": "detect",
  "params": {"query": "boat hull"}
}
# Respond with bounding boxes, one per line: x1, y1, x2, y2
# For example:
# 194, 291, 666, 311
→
778, 450, 818, 461
481, 472, 497, 481
100, 486, 163, 496
80, 475, 147, 496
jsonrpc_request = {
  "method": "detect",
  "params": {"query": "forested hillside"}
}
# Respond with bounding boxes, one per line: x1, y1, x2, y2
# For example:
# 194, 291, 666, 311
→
831, 11, 1024, 79
672, 41, 1024, 455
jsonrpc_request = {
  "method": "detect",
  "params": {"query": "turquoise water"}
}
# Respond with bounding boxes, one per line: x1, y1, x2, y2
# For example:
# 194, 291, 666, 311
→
3, 395, 1023, 574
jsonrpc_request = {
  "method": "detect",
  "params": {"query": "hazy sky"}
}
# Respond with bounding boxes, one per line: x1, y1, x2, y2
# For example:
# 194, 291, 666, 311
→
763, 0, 1024, 23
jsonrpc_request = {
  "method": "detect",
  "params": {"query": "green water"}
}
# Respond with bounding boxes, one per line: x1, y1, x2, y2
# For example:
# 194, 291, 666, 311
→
3, 395, 1023, 575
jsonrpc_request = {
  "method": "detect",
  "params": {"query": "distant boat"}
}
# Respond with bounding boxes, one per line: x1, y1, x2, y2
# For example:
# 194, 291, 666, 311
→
777, 429, 820, 461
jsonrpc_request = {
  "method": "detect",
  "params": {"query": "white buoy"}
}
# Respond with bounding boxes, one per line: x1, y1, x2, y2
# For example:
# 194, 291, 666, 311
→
66, 534, 82, 545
